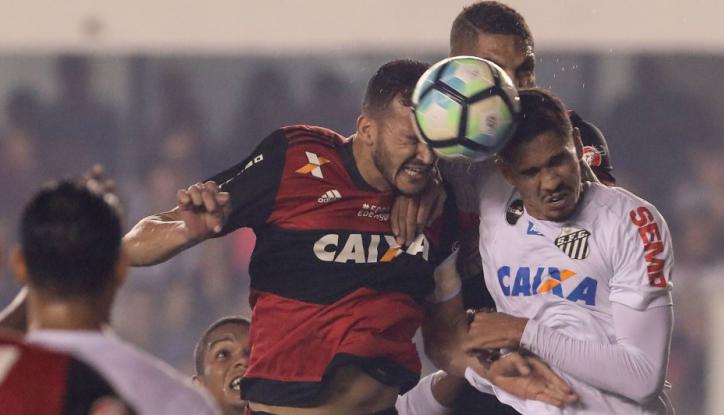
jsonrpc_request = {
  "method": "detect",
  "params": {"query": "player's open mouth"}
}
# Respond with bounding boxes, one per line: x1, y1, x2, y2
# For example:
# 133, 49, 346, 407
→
229, 376, 242, 392
545, 192, 568, 208
402, 165, 430, 178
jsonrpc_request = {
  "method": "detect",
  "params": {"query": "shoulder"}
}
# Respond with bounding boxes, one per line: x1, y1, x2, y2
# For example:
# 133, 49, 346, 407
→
278, 125, 352, 176
273, 125, 351, 167
281, 125, 348, 148
107, 337, 218, 408
0, 333, 71, 364
111, 337, 189, 382
584, 183, 664, 224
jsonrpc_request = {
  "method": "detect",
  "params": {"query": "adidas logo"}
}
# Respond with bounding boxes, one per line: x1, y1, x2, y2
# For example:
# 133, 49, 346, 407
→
318, 189, 342, 204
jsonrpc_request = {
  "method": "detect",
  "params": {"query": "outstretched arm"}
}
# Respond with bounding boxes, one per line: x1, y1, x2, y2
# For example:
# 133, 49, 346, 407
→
123, 181, 230, 266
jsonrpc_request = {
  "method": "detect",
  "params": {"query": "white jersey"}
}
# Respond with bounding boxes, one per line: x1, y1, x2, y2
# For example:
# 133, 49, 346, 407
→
395, 371, 452, 415
27, 329, 220, 415
473, 171, 673, 414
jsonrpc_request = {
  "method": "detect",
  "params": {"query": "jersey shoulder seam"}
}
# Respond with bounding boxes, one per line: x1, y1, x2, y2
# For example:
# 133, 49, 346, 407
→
283, 125, 347, 148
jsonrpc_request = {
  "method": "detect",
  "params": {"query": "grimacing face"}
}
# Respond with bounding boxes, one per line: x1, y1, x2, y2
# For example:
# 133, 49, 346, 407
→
501, 131, 582, 222
198, 323, 250, 412
371, 97, 436, 196
452, 32, 535, 89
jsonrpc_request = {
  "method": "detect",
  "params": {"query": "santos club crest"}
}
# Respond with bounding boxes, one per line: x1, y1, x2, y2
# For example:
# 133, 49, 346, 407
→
555, 227, 591, 260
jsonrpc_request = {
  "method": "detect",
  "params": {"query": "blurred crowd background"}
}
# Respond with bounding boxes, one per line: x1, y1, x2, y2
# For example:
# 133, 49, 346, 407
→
0, 14, 723, 415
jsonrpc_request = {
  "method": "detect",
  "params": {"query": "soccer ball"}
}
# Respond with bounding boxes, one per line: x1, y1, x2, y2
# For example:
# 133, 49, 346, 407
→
412, 56, 520, 162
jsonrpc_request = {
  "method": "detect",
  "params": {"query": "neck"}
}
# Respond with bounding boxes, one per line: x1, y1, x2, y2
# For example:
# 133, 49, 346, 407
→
351, 135, 391, 192
223, 404, 245, 415
27, 290, 110, 332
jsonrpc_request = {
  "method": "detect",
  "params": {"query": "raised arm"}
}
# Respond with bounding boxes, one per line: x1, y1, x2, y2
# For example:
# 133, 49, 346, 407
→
125, 129, 289, 267
123, 182, 230, 266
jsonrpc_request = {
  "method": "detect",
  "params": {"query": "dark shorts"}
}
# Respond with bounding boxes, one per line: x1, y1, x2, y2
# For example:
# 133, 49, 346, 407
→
242, 288, 423, 406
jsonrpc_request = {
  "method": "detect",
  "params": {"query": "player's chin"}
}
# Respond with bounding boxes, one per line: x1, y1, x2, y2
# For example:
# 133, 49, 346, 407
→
395, 174, 430, 196
542, 202, 576, 222
223, 392, 245, 407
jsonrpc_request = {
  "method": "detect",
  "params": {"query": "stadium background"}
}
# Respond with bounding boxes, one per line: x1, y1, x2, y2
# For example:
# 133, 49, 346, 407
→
0, 1, 722, 413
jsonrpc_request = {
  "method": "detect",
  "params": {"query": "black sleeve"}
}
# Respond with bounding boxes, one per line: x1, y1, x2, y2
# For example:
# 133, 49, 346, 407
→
62, 358, 136, 415
207, 129, 288, 234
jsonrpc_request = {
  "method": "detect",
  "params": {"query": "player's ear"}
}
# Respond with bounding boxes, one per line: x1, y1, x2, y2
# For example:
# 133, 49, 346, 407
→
356, 114, 376, 147
192, 375, 203, 386
572, 127, 583, 159
10, 246, 29, 285
112, 249, 130, 288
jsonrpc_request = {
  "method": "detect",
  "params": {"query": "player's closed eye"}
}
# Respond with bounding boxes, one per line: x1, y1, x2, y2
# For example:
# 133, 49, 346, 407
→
548, 153, 570, 168
520, 167, 539, 178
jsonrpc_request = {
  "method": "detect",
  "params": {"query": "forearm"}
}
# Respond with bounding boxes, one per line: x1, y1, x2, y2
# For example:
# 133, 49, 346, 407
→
580, 161, 600, 184
423, 295, 470, 377
521, 305, 672, 403
430, 371, 465, 408
123, 211, 198, 266
425, 248, 496, 377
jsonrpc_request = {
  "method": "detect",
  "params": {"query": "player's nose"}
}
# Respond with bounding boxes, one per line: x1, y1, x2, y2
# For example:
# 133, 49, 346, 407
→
234, 353, 249, 369
540, 169, 563, 192
416, 142, 435, 165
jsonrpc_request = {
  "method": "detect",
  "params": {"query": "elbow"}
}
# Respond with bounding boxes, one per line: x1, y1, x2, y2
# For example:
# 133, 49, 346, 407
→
423, 335, 467, 378
625, 377, 665, 405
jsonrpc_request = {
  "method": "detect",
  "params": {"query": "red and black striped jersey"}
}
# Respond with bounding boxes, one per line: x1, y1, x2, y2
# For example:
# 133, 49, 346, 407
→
0, 334, 133, 415
209, 125, 444, 406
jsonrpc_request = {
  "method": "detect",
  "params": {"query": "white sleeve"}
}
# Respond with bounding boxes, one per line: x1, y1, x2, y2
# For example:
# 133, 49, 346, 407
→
521, 302, 673, 404
609, 203, 673, 310
395, 371, 452, 415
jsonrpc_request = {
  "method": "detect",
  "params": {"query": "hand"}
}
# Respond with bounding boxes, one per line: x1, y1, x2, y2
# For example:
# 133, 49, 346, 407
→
571, 125, 600, 184
486, 352, 578, 407
81, 164, 121, 209
463, 311, 528, 351
175, 181, 231, 241
390, 179, 446, 246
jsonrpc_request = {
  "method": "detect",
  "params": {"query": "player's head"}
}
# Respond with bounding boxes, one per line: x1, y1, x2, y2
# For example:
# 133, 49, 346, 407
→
357, 59, 435, 196
193, 316, 250, 414
498, 88, 583, 222
12, 181, 126, 313
450, 1, 535, 88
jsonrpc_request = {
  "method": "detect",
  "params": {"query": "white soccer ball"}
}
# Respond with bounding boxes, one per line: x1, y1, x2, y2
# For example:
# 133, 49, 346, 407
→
412, 56, 520, 162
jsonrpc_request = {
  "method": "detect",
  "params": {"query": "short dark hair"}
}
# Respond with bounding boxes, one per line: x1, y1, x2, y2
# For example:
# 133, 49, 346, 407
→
20, 181, 122, 298
450, 1, 534, 54
194, 316, 250, 376
362, 59, 430, 117
499, 88, 572, 162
